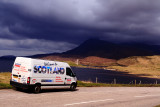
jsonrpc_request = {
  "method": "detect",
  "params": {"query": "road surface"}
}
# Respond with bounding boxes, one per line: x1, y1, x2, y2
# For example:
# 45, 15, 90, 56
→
0, 87, 160, 107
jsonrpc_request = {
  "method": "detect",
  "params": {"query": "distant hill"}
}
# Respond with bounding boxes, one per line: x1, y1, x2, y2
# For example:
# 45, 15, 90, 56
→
1, 39, 160, 60
63, 39, 160, 59
27, 53, 59, 58
0, 53, 59, 61
0, 55, 16, 60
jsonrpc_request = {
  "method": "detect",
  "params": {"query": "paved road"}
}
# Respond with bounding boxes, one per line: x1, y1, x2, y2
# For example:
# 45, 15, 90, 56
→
0, 87, 160, 107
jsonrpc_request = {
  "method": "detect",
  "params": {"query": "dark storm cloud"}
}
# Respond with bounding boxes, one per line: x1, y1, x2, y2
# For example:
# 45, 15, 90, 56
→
95, 0, 160, 43
0, 0, 160, 56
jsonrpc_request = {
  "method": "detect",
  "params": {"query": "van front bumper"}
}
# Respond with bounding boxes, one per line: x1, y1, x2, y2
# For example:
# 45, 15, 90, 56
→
10, 80, 34, 89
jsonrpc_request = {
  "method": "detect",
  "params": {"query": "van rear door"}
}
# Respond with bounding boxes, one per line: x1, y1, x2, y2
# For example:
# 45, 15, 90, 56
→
12, 63, 22, 82
12, 58, 30, 84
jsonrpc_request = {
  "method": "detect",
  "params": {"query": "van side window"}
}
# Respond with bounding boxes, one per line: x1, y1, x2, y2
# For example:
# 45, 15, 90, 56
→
66, 68, 74, 77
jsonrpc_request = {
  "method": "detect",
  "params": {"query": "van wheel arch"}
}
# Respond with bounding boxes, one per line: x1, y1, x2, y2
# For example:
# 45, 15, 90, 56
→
70, 82, 77, 91
34, 83, 41, 93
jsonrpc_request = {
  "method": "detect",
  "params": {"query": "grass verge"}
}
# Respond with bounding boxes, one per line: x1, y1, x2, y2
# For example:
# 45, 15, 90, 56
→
0, 72, 11, 84
0, 72, 12, 89
0, 83, 12, 89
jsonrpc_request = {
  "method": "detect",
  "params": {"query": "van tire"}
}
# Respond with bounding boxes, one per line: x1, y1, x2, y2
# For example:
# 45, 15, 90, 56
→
34, 85, 41, 93
70, 84, 76, 91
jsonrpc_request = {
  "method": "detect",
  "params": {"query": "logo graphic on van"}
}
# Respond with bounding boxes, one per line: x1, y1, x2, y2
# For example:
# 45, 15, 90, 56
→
22, 76, 26, 83
41, 79, 53, 82
15, 63, 21, 67
32, 79, 37, 83
44, 62, 55, 66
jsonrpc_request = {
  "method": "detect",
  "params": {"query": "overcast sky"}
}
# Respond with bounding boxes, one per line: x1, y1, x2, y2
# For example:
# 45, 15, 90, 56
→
1, 0, 160, 56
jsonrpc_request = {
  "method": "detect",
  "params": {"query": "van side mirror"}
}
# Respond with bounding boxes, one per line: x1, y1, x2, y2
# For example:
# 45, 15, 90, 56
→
73, 73, 76, 77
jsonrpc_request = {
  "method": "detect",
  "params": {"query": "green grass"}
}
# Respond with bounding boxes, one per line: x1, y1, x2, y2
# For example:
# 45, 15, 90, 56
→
0, 72, 12, 89
0, 83, 12, 89
0, 72, 11, 84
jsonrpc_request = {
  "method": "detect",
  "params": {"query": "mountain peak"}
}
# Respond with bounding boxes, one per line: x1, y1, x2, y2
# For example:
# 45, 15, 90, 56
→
64, 39, 159, 59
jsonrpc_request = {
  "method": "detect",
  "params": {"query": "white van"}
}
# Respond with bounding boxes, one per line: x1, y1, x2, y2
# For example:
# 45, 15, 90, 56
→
10, 57, 77, 93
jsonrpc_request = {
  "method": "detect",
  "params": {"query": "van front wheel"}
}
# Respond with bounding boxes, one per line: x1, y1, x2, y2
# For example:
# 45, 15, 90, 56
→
70, 84, 76, 91
34, 85, 41, 93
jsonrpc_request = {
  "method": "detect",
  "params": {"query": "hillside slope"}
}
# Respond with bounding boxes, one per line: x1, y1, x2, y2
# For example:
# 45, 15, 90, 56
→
63, 39, 160, 59
108, 55, 160, 78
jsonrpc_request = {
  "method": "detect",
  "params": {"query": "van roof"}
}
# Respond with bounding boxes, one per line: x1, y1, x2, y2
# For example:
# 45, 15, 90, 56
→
16, 57, 68, 65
